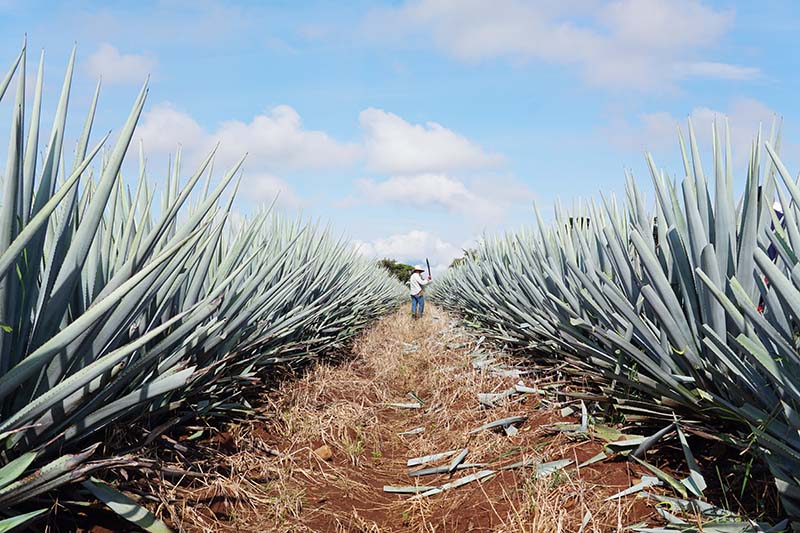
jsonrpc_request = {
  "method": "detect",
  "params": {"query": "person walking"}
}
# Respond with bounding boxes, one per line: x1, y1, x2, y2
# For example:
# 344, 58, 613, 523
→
409, 265, 431, 319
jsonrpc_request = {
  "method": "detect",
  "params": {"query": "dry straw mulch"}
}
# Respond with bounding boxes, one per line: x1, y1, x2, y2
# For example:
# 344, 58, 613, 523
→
154, 306, 657, 532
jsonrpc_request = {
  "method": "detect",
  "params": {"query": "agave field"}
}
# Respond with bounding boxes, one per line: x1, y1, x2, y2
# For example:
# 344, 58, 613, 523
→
0, 43, 404, 529
432, 114, 800, 524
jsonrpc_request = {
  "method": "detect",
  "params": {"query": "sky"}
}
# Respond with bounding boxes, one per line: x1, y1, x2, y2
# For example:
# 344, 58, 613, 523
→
0, 0, 799, 273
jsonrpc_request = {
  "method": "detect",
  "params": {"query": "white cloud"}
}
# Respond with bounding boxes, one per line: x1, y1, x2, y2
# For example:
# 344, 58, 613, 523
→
86, 43, 156, 85
135, 102, 363, 209
360, 108, 502, 173
244, 173, 304, 208
211, 105, 360, 170
137, 102, 360, 171
349, 173, 534, 223
356, 173, 487, 212
135, 103, 205, 153
673, 62, 761, 81
366, 0, 755, 90
606, 98, 781, 166
353, 229, 465, 274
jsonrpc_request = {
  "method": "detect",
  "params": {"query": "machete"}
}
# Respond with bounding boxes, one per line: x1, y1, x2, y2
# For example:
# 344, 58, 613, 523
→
426, 258, 431, 278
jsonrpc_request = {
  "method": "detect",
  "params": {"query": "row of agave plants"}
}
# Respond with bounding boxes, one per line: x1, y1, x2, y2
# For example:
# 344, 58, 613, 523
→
432, 118, 800, 522
0, 43, 403, 529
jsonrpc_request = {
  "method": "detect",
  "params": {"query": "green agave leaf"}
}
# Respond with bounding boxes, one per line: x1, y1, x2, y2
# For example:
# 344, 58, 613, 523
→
0, 509, 46, 532
0, 452, 36, 489
83, 478, 170, 533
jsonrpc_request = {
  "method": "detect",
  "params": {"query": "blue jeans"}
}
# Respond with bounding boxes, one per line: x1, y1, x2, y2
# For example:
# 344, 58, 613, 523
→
411, 294, 425, 317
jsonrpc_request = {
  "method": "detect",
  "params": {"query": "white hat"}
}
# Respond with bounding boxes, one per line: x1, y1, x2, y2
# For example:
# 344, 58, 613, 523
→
412, 265, 425, 272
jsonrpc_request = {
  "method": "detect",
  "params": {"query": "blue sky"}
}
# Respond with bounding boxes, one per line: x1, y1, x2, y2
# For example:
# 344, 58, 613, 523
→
1, 0, 799, 272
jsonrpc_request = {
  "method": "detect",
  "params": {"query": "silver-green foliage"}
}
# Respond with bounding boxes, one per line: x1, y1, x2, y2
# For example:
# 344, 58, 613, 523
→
0, 42, 403, 512
432, 118, 800, 517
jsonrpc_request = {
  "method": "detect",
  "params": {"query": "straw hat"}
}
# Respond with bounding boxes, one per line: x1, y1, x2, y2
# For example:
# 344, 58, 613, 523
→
412, 265, 425, 272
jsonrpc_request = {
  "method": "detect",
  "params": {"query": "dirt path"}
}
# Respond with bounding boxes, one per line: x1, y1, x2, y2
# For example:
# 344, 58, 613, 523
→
162, 307, 656, 532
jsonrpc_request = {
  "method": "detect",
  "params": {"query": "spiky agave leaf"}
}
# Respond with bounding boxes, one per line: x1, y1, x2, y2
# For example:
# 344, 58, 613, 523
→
432, 117, 800, 518
0, 42, 405, 522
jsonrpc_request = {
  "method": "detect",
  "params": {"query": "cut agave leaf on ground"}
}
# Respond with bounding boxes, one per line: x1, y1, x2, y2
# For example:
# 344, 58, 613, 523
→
632, 424, 675, 458
383, 485, 437, 494
578, 452, 607, 468
655, 506, 688, 525
634, 520, 789, 533
605, 436, 647, 453
447, 448, 469, 473
387, 402, 421, 409
398, 427, 425, 436
407, 449, 460, 467
408, 463, 486, 477
605, 475, 661, 501
82, 479, 171, 533
592, 425, 624, 442
631, 456, 688, 499
535, 459, 572, 479
675, 422, 707, 497
577, 510, 592, 533
415, 469, 496, 498
499, 457, 537, 471
579, 401, 588, 433
468, 415, 527, 435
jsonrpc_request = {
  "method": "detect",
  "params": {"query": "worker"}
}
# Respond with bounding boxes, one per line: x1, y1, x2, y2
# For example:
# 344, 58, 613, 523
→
409, 265, 432, 319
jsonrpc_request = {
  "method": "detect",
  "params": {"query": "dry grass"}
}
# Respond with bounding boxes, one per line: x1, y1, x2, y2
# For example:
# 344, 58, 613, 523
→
152, 306, 658, 532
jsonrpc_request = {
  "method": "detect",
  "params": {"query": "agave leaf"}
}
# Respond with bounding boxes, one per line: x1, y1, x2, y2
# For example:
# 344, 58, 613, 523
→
0, 452, 36, 489
83, 478, 171, 533
631, 455, 688, 499
0, 509, 46, 532
675, 423, 706, 497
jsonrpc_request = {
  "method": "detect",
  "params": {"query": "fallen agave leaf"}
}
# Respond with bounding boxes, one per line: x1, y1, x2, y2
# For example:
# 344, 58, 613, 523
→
383, 485, 437, 494
592, 424, 624, 442
398, 427, 425, 436
468, 415, 527, 435
578, 451, 607, 468
407, 449, 460, 467
543, 422, 584, 434
579, 401, 588, 433
655, 506, 688, 525
499, 457, 536, 471
408, 392, 425, 405
535, 459, 572, 478
675, 422, 707, 497
408, 463, 486, 477
631, 456, 688, 499
577, 510, 592, 533
414, 469, 496, 498
447, 448, 469, 473
605, 475, 661, 501
477, 388, 518, 407
387, 402, 421, 409
632, 424, 675, 458
605, 435, 647, 453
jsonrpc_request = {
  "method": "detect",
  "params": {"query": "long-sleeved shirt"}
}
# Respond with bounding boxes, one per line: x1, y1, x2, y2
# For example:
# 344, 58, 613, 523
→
409, 272, 430, 295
